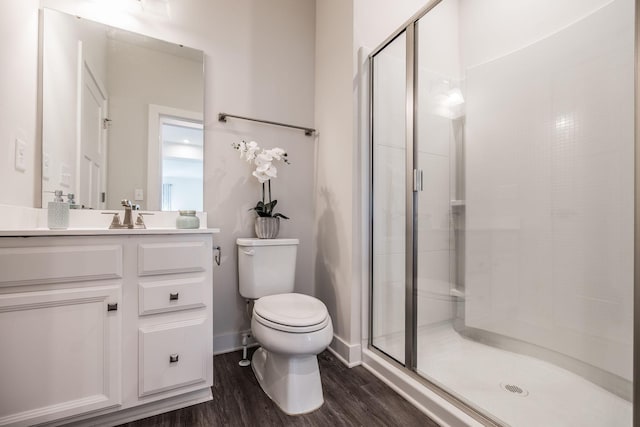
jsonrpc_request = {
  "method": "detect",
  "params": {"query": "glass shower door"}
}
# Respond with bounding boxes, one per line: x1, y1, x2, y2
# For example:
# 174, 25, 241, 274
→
371, 31, 407, 364
413, 2, 464, 359
411, 0, 634, 425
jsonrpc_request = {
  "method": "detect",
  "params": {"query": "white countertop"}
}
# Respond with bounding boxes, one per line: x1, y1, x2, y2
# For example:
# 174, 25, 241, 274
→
0, 228, 220, 237
0, 205, 218, 236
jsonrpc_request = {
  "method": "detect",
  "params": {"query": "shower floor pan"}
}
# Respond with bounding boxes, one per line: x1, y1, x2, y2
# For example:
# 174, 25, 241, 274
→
375, 323, 631, 426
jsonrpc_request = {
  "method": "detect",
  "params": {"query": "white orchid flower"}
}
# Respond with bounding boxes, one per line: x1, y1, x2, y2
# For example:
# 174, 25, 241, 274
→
264, 164, 278, 178
245, 141, 259, 161
233, 142, 246, 158
232, 139, 291, 220
255, 161, 277, 177
232, 140, 288, 185
255, 151, 273, 164
252, 170, 270, 183
264, 148, 285, 161
255, 161, 272, 173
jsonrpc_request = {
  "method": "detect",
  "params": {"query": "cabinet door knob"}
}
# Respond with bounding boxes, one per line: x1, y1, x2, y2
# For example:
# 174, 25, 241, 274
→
169, 292, 179, 301
107, 302, 118, 311
169, 354, 179, 363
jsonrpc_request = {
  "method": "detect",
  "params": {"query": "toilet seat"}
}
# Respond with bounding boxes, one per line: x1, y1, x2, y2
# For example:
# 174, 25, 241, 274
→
254, 293, 329, 333
254, 312, 331, 333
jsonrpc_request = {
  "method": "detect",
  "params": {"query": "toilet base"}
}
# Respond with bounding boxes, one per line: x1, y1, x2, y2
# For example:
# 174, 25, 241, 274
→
251, 347, 324, 415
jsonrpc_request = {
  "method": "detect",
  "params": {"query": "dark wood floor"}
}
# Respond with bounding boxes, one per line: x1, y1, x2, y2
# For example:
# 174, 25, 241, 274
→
120, 349, 439, 426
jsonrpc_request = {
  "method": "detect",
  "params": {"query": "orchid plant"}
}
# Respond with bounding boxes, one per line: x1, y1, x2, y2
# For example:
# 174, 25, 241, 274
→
232, 140, 290, 219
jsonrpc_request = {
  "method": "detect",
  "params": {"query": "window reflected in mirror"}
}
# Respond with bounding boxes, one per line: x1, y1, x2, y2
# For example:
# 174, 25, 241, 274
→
160, 118, 203, 211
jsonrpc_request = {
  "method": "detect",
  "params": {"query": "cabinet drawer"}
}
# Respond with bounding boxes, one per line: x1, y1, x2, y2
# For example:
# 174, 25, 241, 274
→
139, 277, 206, 315
139, 318, 208, 396
138, 242, 208, 276
0, 245, 122, 286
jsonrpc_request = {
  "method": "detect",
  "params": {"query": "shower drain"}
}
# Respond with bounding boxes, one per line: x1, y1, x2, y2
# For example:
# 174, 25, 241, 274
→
499, 383, 529, 397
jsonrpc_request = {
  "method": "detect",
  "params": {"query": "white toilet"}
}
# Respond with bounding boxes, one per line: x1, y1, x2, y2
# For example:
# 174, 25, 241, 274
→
237, 238, 333, 415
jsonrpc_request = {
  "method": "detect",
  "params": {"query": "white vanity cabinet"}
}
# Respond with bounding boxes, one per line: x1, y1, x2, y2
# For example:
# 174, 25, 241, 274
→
0, 231, 215, 427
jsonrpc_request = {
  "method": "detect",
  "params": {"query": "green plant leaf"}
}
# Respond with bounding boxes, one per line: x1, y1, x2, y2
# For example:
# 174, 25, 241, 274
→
248, 199, 289, 219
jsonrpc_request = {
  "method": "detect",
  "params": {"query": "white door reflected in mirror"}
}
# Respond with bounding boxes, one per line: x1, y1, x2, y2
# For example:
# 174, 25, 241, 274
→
79, 59, 107, 210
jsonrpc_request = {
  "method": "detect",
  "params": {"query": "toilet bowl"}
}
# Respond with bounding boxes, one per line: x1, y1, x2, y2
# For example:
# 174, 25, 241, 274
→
250, 293, 333, 415
236, 238, 333, 415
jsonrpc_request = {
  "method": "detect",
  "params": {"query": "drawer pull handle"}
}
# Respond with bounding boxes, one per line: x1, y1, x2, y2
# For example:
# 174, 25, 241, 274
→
169, 292, 179, 301
169, 354, 179, 363
107, 302, 118, 312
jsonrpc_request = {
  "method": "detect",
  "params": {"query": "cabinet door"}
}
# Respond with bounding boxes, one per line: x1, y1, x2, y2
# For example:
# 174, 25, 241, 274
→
0, 284, 121, 426
139, 317, 207, 396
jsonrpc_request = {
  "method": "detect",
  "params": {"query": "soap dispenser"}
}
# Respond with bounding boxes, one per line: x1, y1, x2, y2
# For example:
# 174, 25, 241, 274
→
48, 190, 69, 229
67, 193, 79, 209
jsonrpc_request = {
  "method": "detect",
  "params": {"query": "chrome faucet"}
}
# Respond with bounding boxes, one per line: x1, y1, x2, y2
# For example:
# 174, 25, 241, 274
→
120, 199, 139, 228
102, 200, 151, 229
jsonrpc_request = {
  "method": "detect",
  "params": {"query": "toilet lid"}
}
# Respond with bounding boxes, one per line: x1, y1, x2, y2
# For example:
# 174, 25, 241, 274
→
254, 293, 328, 328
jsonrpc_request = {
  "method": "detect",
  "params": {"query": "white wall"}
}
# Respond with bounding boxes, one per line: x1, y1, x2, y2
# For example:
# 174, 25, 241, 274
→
0, 0, 39, 207
354, 0, 430, 55
314, 0, 359, 358
3, 0, 317, 353
197, 0, 316, 351
106, 37, 203, 209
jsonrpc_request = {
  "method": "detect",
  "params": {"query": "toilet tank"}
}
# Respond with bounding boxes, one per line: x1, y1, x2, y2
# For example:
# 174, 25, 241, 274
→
237, 238, 299, 299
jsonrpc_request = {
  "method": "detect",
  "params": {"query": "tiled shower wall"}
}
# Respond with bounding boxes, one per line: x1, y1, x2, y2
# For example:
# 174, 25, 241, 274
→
464, 0, 634, 381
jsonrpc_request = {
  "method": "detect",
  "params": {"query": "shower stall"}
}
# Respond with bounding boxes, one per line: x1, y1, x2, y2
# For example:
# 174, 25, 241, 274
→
368, 0, 636, 425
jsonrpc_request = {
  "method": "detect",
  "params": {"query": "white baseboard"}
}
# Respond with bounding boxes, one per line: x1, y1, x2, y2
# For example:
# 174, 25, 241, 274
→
361, 349, 482, 427
213, 330, 257, 355
215, 330, 363, 369
59, 388, 212, 427
328, 334, 362, 368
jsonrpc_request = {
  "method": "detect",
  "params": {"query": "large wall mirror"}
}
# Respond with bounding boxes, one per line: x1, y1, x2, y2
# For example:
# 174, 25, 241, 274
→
41, 8, 204, 211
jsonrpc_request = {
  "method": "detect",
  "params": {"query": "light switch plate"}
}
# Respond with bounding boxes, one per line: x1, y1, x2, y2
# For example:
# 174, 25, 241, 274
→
135, 188, 144, 201
14, 138, 26, 172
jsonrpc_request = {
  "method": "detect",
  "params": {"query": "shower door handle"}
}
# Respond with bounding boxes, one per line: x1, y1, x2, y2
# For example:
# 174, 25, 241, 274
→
413, 169, 423, 192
